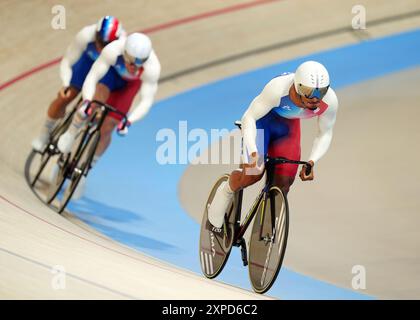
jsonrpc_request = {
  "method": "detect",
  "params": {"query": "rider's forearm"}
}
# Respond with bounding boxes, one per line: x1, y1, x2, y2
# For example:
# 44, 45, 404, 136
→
127, 82, 158, 123
59, 57, 73, 88
82, 73, 99, 101
308, 129, 333, 163
127, 97, 153, 123
309, 95, 338, 163
240, 78, 282, 158
128, 56, 160, 123
60, 48, 83, 87
59, 29, 90, 87
82, 58, 110, 101
241, 114, 258, 156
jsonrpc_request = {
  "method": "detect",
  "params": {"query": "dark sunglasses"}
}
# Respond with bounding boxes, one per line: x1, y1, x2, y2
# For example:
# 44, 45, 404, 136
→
297, 83, 329, 99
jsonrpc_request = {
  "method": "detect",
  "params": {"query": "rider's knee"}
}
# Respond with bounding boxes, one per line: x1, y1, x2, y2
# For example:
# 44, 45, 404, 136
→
94, 83, 111, 102
280, 184, 290, 195
57, 87, 77, 102
67, 87, 78, 98
101, 118, 118, 136
241, 171, 264, 188
230, 168, 263, 191
274, 175, 295, 195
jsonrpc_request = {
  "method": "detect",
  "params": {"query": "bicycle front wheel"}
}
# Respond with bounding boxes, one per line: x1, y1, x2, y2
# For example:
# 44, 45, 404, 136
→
248, 186, 289, 294
57, 130, 100, 213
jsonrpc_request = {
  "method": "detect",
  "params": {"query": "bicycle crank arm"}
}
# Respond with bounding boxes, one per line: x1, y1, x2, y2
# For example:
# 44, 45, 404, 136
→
239, 238, 248, 266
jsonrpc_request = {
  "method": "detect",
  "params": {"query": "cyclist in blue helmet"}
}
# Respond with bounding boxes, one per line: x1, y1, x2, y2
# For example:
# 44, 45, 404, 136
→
32, 16, 125, 152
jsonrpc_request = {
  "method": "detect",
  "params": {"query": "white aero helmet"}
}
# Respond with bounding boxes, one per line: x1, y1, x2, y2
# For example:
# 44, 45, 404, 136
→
123, 33, 152, 67
294, 61, 330, 100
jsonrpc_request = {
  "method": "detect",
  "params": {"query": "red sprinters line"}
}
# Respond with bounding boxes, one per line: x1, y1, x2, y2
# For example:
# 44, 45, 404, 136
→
0, 58, 61, 92
0, 0, 278, 93
142, 0, 278, 34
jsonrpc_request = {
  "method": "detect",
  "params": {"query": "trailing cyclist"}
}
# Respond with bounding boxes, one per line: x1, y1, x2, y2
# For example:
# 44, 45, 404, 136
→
32, 16, 125, 152
56, 32, 161, 198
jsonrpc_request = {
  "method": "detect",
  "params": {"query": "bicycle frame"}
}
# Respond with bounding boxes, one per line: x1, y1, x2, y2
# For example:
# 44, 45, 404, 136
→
230, 120, 312, 250
62, 100, 128, 178
199, 121, 313, 286
231, 160, 275, 245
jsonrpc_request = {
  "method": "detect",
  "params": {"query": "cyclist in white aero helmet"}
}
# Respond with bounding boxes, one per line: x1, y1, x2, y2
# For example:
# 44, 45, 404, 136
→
124, 33, 152, 68
56, 32, 161, 198
208, 60, 339, 229
294, 60, 330, 105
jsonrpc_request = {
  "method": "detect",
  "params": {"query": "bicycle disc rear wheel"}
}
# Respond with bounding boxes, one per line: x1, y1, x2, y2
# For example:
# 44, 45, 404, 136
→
25, 115, 72, 192
248, 186, 289, 294
25, 149, 52, 189
199, 174, 236, 279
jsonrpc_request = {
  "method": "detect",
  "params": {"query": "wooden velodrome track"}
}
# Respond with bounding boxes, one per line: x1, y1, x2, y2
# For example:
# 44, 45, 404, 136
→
1, 0, 419, 299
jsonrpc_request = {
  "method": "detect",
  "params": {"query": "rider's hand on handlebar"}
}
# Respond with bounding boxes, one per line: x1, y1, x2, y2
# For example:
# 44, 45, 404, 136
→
116, 119, 131, 136
59, 87, 72, 99
299, 160, 314, 181
78, 99, 92, 119
243, 152, 264, 176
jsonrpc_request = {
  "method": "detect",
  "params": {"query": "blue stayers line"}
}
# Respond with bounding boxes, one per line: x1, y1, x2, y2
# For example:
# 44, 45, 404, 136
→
69, 28, 420, 299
